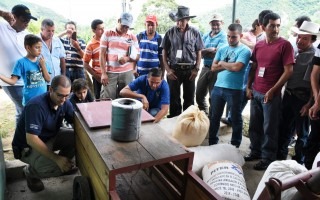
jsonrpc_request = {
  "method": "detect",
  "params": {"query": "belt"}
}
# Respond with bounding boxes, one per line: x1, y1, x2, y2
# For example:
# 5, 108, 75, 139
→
172, 64, 195, 70
67, 67, 83, 71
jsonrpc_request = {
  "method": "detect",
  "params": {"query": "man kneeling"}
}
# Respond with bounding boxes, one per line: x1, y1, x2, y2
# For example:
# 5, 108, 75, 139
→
12, 75, 77, 192
120, 68, 169, 123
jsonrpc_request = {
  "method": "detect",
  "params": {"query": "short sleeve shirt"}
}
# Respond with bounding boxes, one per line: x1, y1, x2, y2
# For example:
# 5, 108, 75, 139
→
128, 75, 170, 109
12, 57, 52, 105
214, 44, 251, 90
161, 25, 204, 65
202, 30, 228, 66
12, 92, 74, 148
251, 37, 294, 94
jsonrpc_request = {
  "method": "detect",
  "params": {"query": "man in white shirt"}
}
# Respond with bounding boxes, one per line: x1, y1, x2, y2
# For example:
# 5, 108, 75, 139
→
0, 4, 37, 124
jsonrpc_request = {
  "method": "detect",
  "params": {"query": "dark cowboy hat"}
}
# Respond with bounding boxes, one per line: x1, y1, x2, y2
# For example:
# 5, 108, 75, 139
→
169, 6, 196, 22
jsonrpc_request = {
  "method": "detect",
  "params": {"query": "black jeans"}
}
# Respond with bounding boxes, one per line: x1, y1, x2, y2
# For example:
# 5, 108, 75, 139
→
167, 69, 195, 117
304, 117, 320, 169
93, 78, 102, 99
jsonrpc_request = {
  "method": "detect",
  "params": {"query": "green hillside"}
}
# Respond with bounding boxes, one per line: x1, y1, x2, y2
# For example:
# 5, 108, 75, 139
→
196, 0, 320, 38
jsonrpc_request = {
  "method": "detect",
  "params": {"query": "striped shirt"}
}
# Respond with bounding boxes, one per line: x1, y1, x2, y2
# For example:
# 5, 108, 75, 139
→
60, 37, 86, 68
100, 28, 139, 73
136, 31, 162, 75
83, 37, 101, 74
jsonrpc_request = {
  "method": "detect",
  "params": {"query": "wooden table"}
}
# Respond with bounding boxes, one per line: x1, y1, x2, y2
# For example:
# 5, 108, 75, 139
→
74, 111, 222, 200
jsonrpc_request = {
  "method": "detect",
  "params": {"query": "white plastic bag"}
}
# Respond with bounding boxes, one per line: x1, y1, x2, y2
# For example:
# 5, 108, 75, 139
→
312, 152, 320, 169
172, 105, 209, 147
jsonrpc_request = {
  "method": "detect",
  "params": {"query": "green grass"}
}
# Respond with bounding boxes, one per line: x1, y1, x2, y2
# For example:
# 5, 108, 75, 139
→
0, 102, 15, 138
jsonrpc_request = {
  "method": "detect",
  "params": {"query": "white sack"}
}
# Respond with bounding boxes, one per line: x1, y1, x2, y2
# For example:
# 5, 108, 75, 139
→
188, 144, 245, 176
312, 152, 320, 169
172, 105, 209, 147
202, 161, 250, 200
252, 160, 308, 200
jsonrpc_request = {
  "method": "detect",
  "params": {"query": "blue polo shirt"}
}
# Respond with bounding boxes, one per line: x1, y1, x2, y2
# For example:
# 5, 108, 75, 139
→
12, 92, 74, 149
202, 30, 228, 66
128, 75, 170, 110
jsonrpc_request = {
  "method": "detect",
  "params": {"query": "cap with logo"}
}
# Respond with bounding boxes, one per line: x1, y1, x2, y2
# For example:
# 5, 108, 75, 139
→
145, 14, 157, 25
120, 12, 133, 28
11, 4, 37, 21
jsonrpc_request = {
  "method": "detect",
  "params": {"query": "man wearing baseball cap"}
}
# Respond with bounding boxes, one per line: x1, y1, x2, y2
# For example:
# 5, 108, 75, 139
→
0, 4, 37, 125
99, 12, 139, 100
134, 14, 164, 77
196, 13, 227, 116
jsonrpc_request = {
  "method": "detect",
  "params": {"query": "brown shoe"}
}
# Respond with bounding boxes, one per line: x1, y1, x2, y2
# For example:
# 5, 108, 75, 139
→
23, 167, 44, 192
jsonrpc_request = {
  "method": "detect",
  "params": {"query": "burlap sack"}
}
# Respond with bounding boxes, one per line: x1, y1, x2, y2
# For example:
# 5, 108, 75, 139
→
172, 105, 209, 147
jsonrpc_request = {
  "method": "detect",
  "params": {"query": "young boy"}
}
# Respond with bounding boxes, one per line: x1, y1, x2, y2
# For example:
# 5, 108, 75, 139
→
0, 34, 51, 105
69, 78, 94, 110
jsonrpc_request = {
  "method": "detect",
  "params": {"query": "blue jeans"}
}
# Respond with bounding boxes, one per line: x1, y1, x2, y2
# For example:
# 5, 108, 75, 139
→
2, 86, 23, 125
167, 69, 195, 118
209, 87, 243, 147
225, 90, 248, 123
66, 68, 85, 83
277, 90, 309, 164
248, 90, 281, 162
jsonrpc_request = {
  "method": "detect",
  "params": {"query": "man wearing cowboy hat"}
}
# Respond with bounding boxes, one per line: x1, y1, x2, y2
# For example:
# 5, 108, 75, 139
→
245, 12, 294, 170
277, 21, 319, 166
304, 24, 320, 169
161, 6, 204, 118
196, 13, 227, 116
0, 4, 37, 125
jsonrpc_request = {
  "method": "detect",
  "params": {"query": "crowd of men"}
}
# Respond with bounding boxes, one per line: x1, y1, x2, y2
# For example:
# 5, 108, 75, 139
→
0, 3, 320, 192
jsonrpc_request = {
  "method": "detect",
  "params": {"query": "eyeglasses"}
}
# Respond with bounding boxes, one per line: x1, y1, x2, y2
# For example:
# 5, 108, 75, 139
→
227, 35, 238, 39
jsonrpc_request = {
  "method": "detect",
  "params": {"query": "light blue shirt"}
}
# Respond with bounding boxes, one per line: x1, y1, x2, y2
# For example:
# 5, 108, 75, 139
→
214, 44, 251, 90
12, 57, 52, 105
39, 35, 65, 84
202, 30, 228, 66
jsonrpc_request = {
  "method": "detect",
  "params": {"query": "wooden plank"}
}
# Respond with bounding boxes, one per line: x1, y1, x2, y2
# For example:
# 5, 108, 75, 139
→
116, 170, 169, 200
76, 137, 109, 200
75, 115, 110, 184
149, 166, 181, 199
185, 171, 223, 200
154, 164, 183, 191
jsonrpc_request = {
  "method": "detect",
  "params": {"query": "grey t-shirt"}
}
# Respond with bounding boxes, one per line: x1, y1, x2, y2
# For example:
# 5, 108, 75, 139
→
287, 46, 315, 89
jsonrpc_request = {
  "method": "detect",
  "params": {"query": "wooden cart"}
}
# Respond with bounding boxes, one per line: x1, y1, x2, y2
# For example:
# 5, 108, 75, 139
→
73, 107, 222, 200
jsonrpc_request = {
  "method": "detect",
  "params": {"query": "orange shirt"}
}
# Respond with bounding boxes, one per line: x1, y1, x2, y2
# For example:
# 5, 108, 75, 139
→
83, 37, 101, 74
100, 28, 139, 73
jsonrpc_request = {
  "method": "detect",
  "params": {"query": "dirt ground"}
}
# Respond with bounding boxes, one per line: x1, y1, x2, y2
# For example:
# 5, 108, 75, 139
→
0, 88, 15, 160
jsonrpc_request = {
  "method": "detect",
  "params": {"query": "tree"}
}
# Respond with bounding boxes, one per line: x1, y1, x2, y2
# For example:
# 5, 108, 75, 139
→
134, 0, 178, 34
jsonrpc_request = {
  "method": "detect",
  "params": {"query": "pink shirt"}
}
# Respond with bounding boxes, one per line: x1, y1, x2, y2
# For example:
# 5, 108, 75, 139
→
242, 31, 256, 44
251, 37, 294, 95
